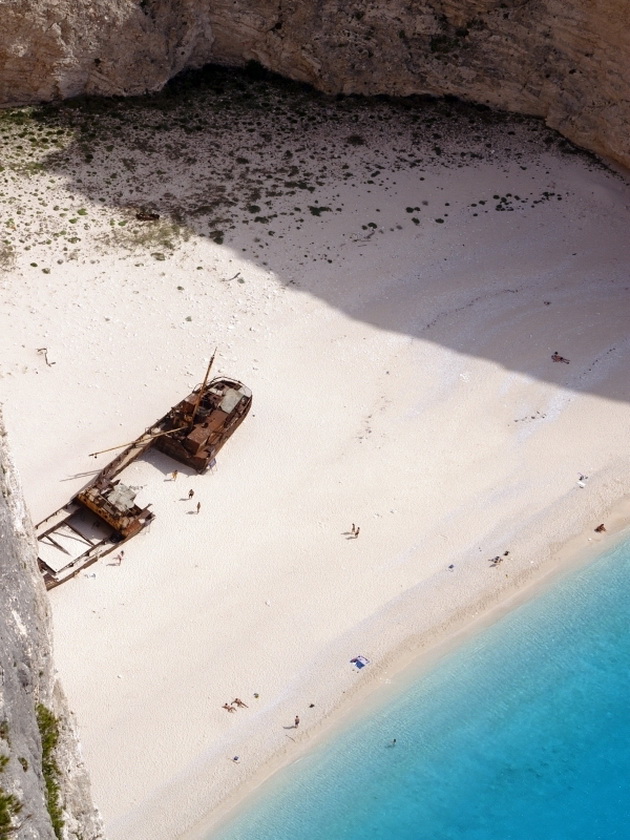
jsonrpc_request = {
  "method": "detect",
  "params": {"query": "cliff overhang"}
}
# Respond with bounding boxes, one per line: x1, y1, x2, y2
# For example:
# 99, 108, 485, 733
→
0, 0, 628, 169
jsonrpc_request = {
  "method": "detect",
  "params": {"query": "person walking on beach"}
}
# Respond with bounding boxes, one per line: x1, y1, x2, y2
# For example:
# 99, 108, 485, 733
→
354, 526, 360, 539
188, 489, 195, 499
171, 469, 178, 481
112, 550, 125, 566
196, 501, 201, 514
294, 715, 300, 728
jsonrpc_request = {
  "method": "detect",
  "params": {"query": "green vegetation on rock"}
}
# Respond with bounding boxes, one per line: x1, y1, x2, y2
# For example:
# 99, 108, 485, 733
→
36, 704, 63, 840
0, 722, 23, 840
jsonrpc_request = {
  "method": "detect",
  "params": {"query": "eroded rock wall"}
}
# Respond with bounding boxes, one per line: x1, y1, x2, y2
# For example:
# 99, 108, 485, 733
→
208, 0, 630, 168
0, 413, 103, 840
0, 1, 628, 166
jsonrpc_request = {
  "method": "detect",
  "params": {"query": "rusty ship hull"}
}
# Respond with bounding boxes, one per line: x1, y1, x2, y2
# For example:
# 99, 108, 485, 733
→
36, 375, 252, 588
153, 377, 252, 473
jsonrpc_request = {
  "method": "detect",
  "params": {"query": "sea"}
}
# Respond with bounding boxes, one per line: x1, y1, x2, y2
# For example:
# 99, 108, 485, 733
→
208, 538, 630, 840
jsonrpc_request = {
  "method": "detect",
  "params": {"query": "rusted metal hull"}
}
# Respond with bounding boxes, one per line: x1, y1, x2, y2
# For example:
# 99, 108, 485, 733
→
36, 498, 153, 590
154, 378, 252, 473
35, 376, 252, 589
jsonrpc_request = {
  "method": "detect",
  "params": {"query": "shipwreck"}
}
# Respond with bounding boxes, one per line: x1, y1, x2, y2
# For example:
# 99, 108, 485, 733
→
35, 362, 252, 589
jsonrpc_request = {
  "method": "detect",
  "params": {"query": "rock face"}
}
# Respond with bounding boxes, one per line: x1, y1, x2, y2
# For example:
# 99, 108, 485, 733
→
0, 0, 628, 168
0, 414, 103, 840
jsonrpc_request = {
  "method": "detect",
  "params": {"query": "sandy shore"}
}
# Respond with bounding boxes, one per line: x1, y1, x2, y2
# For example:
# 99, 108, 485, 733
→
1, 74, 629, 840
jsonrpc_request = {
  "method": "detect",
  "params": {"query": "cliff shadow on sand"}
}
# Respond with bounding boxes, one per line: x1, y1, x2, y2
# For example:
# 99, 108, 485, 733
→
1, 64, 629, 406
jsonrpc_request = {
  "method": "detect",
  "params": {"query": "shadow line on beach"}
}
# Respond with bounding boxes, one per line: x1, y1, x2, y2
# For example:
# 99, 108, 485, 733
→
18, 65, 630, 406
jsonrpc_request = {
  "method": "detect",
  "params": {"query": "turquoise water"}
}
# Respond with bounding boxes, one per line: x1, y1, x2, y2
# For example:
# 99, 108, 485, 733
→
209, 541, 630, 840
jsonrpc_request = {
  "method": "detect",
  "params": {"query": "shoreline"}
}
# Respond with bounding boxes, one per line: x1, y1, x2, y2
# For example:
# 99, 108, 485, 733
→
182, 482, 630, 840
189, 492, 630, 839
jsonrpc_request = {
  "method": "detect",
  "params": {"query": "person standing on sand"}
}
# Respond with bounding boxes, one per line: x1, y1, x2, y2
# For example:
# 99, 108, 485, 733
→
112, 550, 124, 566
354, 527, 360, 539
196, 501, 201, 514
294, 715, 300, 728
171, 469, 178, 481
188, 489, 195, 499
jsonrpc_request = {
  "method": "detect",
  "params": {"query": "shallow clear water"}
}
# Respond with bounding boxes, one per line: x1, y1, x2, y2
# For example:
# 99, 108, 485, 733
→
209, 541, 630, 840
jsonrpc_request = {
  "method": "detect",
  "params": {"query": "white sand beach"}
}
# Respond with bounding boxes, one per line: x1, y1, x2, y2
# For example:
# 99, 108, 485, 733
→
1, 78, 629, 840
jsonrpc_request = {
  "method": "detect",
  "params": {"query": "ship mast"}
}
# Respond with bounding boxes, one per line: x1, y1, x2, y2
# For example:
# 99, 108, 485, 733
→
189, 348, 217, 428
88, 426, 187, 458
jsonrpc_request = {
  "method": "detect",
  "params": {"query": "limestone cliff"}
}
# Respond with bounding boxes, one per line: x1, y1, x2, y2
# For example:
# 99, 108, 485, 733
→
0, 1, 628, 168
0, 413, 103, 840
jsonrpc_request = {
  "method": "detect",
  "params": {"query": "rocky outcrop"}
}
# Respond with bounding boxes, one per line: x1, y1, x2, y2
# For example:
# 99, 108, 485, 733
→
0, 0, 628, 168
0, 413, 103, 840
